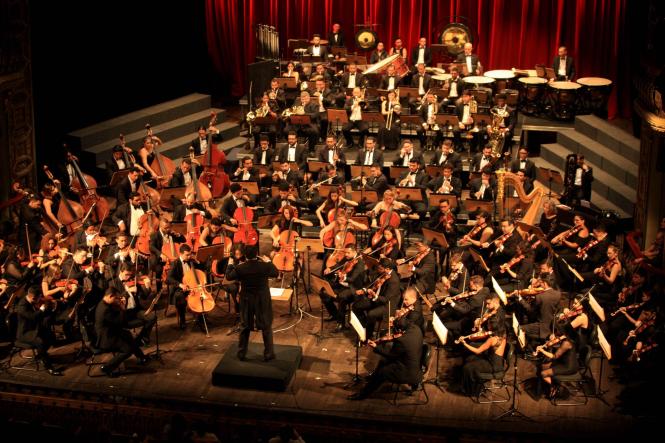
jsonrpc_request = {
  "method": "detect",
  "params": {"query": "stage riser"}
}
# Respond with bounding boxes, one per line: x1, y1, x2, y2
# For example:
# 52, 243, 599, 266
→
575, 115, 640, 164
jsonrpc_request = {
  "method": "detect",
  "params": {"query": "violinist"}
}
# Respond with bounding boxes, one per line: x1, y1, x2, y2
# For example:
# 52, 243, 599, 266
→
106, 234, 142, 277
348, 288, 424, 401
573, 223, 611, 274
148, 218, 186, 294
105, 145, 133, 181
315, 186, 357, 227
113, 192, 149, 236
352, 258, 401, 340
459, 295, 506, 397
520, 274, 561, 346
38, 236, 65, 267
16, 286, 62, 375
232, 157, 260, 183
557, 295, 591, 348
435, 275, 488, 339
2, 247, 39, 287
169, 158, 200, 187
19, 194, 47, 253
397, 241, 436, 294
365, 225, 401, 261
74, 220, 108, 255
440, 252, 468, 297
41, 263, 77, 305
483, 218, 521, 263
322, 244, 366, 332
94, 287, 148, 377
41, 183, 66, 235
491, 240, 534, 290
317, 135, 346, 169
427, 163, 462, 198
167, 244, 207, 331
221, 183, 257, 226
536, 331, 578, 400
108, 264, 156, 346
458, 211, 494, 249
427, 199, 458, 248
138, 133, 165, 181
115, 166, 144, 206
551, 213, 589, 251
605, 283, 652, 350
592, 244, 623, 305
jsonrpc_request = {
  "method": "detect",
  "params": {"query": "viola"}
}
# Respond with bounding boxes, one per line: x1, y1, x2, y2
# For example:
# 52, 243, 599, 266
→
43, 165, 84, 233
576, 236, 601, 260
624, 312, 656, 346
232, 200, 258, 246
533, 334, 567, 356
455, 330, 494, 344
55, 278, 79, 290
198, 112, 230, 198
371, 205, 400, 247
382, 237, 398, 257
67, 150, 110, 222
441, 289, 478, 305
363, 269, 392, 297
273, 215, 299, 272
610, 301, 645, 317
506, 286, 546, 299
146, 124, 176, 188
499, 254, 524, 273
552, 224, 583, 245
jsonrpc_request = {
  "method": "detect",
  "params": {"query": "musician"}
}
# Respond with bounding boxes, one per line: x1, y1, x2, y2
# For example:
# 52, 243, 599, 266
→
454, 90, 479, 151
288, 92, 320, 152
352, 258, 401, 340
41, 263, 77, 313
356, 137, 384, 167
417, 92, 442, 148
441, 252, 468, 296
470, 146, 497, 173
341, 62, 364, 90
312, 79, 334, 138
315, 186, 357, 227
252, 93, 280, 148
510, 147, 537, 181
105, 145, 132, 181
342, 87, 369, 149
327, 23, 345, 48
105, 233, 141, 276
434, 274, 489, 339
552, 46, 575, 81
604, 270, 651, 343
369, 41, 388, 64
307, 34, 328, 58
221, 183, 257, 225
455, 42, 481, 76
442, 66, 462, 105
569, 154, 593, 203
166, 244, 207, 331
270, 205, 312, 252
573, 223, 611, 277
459, 211, 494, 250
397, 158, 429, 220
483, 217, 521, 262
427, 199, 458, 246
313, 63, 333, 83
380, 64, 402, 91
16, 286, 62, 375
72, 220, 100, 255
459, 295, 506, 397
95, 287, 148, 377
431, 140, 462, 175
171, 158, 202, 188
397, 242, 436, 295
487, 93, 515, 148
468, 169, 497, 202
266, 182, 305, 214
551, 213, 590, 254
321, 244, 366, 331
537, 200, 560, 245
366, 225, 401, 261
348, 288, 424, 401
282, 61, 300, 84
115, 166, 144, 206
173, 192, 213, 223
138, 133, 165, 181
19, 194, 46, 252
537, 333, 578, 399
39, 183, 65, 236
108, 264, 156, 346
319, 213, 368, 265
377, 89, 401, 151
267, 79, 287, 110
397, 140, 424, 167
279, 132, 308, 170
253, 136, 275, 168
410, 63, 432, 100
507, 170, 534, 198
232, 157, 260, 183
272, 161, 304, 189
493, 241, 534, 290
410, 37, 432, 67
520, 275, 561, 344
190, 125, 216, 157
148, 218, 186, 294
351, 164, 389, 202
317, 135, 346, 169
113, 192, 148, 236
427, 163, 462, 198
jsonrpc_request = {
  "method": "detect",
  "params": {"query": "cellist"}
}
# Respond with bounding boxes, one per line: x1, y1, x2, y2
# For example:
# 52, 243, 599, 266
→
270, 205, 313, 258
138, 134, 165, 181
172, 192, 213, 223
112, 192, 149, 237
319, 212, 368, 265
166, 243, 207, 331
148, 218, 186, 295
220, 183, 257, 227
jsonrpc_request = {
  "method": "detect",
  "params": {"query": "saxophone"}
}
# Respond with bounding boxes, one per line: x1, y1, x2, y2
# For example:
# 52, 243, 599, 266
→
488, 107, 508, 158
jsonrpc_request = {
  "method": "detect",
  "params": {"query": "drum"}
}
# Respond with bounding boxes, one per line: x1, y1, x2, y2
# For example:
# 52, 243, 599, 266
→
484, 69, 516, 93
431, 73, 452, 87
463, 76, 495, 87
518, 77, 547, 115
363, 53, 410, 78
549, 81, 581, 120
576, 77, 613, 117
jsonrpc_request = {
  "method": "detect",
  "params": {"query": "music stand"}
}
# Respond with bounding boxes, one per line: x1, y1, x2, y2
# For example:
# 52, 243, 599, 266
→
494, 314, 532, 421
362, 254, 379, 270
389, 166, 409, 180
473, 114, 492, 127
395, 187, 423, 201
464, 199, 494, 215
469, 248, 490, 273
399, 87, 420, 101
310, 274, 336, 342
437, 114, 459, 131
307, 160, 329, 174
195, 244, 226, 262
331, 47, 347, 58
290, 115, 311, 126
270, 287, 293, 302
351, 189, 378, 205
537, 167, 563, 197
240, 181, 259, 195
297, 237, 324, 308
316, 183, 338, 198
109, 170, 130, 187
592, 324, 612, 406
327, 109, 348, 135
349, 165, 373, 178
428, 193, 458, 209
274, 77, 297, 90
254, 116, 277, 126
362, 112, 385, 132
347, 311, 367, 386
544, 68, 555, 80
159, 186, 187, 210
426, 165, 444, 177
424, 311, 448, 393
422, 227, 449, 249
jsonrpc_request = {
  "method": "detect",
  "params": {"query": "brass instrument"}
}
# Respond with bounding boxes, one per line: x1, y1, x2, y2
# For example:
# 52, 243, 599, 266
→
281, 105, 305, 119
422, 95, 440, 131
416, 88, 431, 112
384, 89, 401, 130
487, 107, 508, 158
469, 95, 478, 114
562, 153, 578, 201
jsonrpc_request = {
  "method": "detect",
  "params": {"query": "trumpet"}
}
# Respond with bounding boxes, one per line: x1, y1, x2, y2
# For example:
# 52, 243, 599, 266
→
422, 95, 439, 131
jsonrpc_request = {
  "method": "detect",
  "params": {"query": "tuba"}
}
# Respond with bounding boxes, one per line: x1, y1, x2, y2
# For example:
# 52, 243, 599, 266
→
562, 153, 578, 202
487, 107, 508, 158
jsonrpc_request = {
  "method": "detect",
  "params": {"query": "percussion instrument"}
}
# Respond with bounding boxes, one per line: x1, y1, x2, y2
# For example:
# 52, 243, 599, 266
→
549, 81, 581, 120
363, 53, 409, 78
439, 23, 472, 56
518, 77, 548, 115
576, 77, 613, 116
355, 29, 378, 50
484, 69, 515, 92
431, 73, 452, 87
462, 76, 495, 86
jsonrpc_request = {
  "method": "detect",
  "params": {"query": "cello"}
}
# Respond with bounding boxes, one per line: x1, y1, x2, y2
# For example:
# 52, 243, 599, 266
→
325, 214, 356, 268
43, 165, 85, 234
67, 151, 111, 223
135, 182, 159, 256
183, 262, 215, 337
371, 204, 401, 247
198, 112, 230, 198
146, 124, 176, 188
233, 196, 259, 246
272, 210, 298, 272
185, 147, 213, 248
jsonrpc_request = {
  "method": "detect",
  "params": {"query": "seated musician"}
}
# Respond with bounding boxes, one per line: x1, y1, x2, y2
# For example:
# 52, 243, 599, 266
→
506, 170, 534, 197
370, 188, 411, 227
138, 133, 165, 182
173, 192, 213, 223
95, 287, 148, 377
377, 89, 402, 151
433, 274, 489, 340
427, 198, 458, 250
283, 61, 300, 84
279, 132, 308, 171
148, 218, 187, 295
396, 140, 424, 167
536, 332, 578, 399
416, 92, 442, 149
252, 93, 280, 148
312, 78, 334, 139
167, 243, 207, 331
342, 87, 369, 149
411, 37, 432, 66
341, 62, 364, 92
453, 90, 479, 152
458, 211, 494, 250
468, 168, 497, 202
365, 226, 402, 261
352, 257, 401, 340
483, 217, 522, 268
284, 91, 320, 151
233, 157, 260, 183
552, 46, 575, 81
510, 147, 537, 181
389, 37, 408, 59
267, 78, 287, 110
319, 212, 368, 265
220, 183, 257, 227
106, 233, 143, 277
519, 274, 561, 349
348, 288, 424, 400
427, 163, 462, 198
115, 166, 144, 206
198, 216, 235, 248
487, 93, 514, 149
369, 41, 388, 64
105, 144, 133, 182
313, 63, 333, 83
315, 186, 357, 227
254, 136, 274, 167
19, 195, 47, 252
574, 223, 611, 277
455, 42, 482, 76
396, 241, 436, 295
396, 158, 429, 221
492, 240, 534, 291
551, 212, 590, 253
459, 295, 506, 397
41, 263, 78, 327
409, 64, 431, 112
266, 182, 307, 215
307, 34, 328, 58
317, 135, 346, 170
322, 244, 366, 332
604, 273, 652, 345
272, 160, 304, 189
168, 158, 199, 187
470, 146, 498, 174
356, 137, 384, 167
350, 164, 389, 202
430, 140, 462, 175
591, 244, 623, 305
440, 252, 468, 297
442, 66, 462, 106
113, 191, 149, 237
380, 64, 402, 91
269, 205, 313, 255
16, 286, 62, 375
108, 263, 156, 347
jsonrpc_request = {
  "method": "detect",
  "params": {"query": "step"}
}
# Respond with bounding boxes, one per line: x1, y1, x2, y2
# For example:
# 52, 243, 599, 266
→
69, 93, 213, 148
540, 142, 635, 215
85, 109, 237, 164
556, 129, 638, 189
535, 157, 631, 219
574, 115, 640, 164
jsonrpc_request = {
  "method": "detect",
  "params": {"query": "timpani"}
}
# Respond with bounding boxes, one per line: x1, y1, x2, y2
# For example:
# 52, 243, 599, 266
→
549, 81, 582, 120
576, 77, 613, 117
484, 69, 516, 93
518, 76, 548, 115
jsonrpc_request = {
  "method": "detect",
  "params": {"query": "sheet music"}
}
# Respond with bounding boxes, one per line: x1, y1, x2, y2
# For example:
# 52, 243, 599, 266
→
512, 313, 526, 349
588, 293, 606, 322
492, 276, 507, 305
432, 312, 449, 345
350, 311, 367, 343
597, 325, 611, 360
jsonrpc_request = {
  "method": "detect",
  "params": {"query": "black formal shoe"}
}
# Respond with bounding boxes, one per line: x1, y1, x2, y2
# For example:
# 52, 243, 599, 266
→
347, 392, 367, 401
237, 352, 247, 361
46, 367, 63, 376
324, 315, 336, 322
100, 365, 119, 378
138, 336, 150, 347
264, 353, 276, 362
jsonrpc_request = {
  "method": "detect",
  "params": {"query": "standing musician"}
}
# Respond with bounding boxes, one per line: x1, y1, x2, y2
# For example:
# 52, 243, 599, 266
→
434, 274, 489, 339
16, 286, 62, 375
568, 155, 593, 204
252, 93, 280, 148
389, 37, 408, 60
348, 288, 424, 400
510, 147, 538, 181
396, 158, 429, 221
115, 166, 144, 206
455, 42, 482, 76
148, 218, 186, 295
94, 287, 148, 377
431, 140, 462, 175
279, 132, 308, 171
40, 183, 66, 236
352, 258, 401, 341
108, 263, 156, 346
253, 136, 275, 167
552, 46, 575, 81
411, 37, 432, 67
397, 241, 436, 295
380, 64, 402, 91
322, 244, 366, 332
167, 243, 207, 331
113, 192, 149, 237
19, 194, 47, 253
138, 133, 165, 182
519, 274, 561, 347
190, 123, 220, 157
317, 135, 347, 170
487, 94, 514, 151
468, 168, 497, 202
327, 22, 345, 48
356, 137, 384, 167
307, 34, 328, 58
369, 41, 389, 64
459, 295, 506, 397
226, 246, 279, 361
427, 163, 462, 198
377, 89, 402, 151
342, 87, 369, 149
105, 144, 134, 182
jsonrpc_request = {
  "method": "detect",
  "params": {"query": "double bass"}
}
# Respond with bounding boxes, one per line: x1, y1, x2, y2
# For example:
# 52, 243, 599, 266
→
233, 196, 259, 246
43, 165, 85, 234
198, 112, 230, 198
67, 150, 110, 222
185, 147, 213, 248
135, 181, 159, 256
146, 124, 176, 188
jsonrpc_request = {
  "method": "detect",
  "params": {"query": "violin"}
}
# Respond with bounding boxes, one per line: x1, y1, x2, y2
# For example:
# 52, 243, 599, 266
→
595, 257, 617, 276
67, 150, 110, 222
610, 301, 645, 317
552, 224, 582, 245
624, 312, 656, 346
198, 111, 230, 198
334, 254, 361, 282
371, 205, 401, 247
506, 286, 546, 299
55, 278, 79, 290
460, 222, 486, 245
576, 236, 601, 260
441, 289, 478, 305
382, 237, 398, 257
499, 254, 524, 273
146, 124, 176, 188
533, 334, 567, 356
362, 269, 392, 297
618, 285, 639, 304
455, 330, 494, 344
273, 213, 299, 272
556, 304, 585, 322
43, 165, 84, 233
232, 196, 258, 246
631, 342, 658, 362
472, 308, 498, 332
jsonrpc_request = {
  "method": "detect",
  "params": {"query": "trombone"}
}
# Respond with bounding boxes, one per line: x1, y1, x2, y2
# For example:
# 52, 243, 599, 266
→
384, 88, 401, 131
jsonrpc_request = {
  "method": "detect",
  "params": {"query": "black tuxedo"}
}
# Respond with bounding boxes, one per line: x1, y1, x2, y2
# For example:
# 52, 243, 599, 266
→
232, 166, 260, 183
353, 270, 401, 339
112, 201, 148, 235
166, 257, 206, 325
341, 72, 364, 89
410, 46, 432, 66
444, 77, 463, 100
370, 50, 389, 64
16, 296, 55, 358
356, 148, 383, 167
105, 156, 132, 182
278, 143, 308, 170
317, 146, 346, 168
266, 87, 286, 109
427, 175, 462, 197
353, 174, 389, 197
396, 150, 424, 168
468, 177, 497, 201
342, 97, 369, 147
410, 72, 432, 92
470, 153, 497, 173
413, 250, 437, 294
380, 74, 402, 90
522, 288, 561, 340
94, 299, 145, 370
115, 176, 142, 206
168, 165, 202, 188
431, 150, 462, 174
327, 31, 345, 47
552, 55, 575, 80
253, 147, 274, 166
455, 53, 481, 75
148, 229, 186, 288
510, 158, 537, 180
190, 134, 214, 156
220, 195, 255, 221
307, 44, 328, 59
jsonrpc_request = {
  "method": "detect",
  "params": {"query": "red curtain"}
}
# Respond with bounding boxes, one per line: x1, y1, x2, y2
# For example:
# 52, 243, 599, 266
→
206, 0, 628, 118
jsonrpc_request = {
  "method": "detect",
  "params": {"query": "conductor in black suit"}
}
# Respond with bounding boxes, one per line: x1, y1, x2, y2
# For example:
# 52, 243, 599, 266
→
226, 245, 279, 361
552, 46, 575, 81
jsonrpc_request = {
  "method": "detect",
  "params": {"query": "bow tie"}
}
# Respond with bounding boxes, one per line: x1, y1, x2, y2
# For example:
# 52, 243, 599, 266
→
132, 204, 142, 210
483, 156, 490, 161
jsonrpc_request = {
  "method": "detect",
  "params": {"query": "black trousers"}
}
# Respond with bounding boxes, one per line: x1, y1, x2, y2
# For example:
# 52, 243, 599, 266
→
352, 297, 385, 339
105, 331, 145, 371
342, 120, 369, 147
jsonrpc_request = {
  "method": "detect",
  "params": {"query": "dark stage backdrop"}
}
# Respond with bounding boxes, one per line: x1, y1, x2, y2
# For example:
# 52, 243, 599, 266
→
205, 0, 631, 119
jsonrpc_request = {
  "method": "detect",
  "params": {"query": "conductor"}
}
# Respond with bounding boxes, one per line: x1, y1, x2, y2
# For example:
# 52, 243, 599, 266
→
226, 245, 279, 361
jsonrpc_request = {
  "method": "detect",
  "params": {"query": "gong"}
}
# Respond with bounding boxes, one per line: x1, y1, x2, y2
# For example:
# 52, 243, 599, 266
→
355, 29, 378, 50
439, 23, 472, 56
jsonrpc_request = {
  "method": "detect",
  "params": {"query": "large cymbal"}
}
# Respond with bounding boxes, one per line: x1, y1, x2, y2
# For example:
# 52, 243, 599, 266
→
440, 23, 471, 56
355, 29, 378, 50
